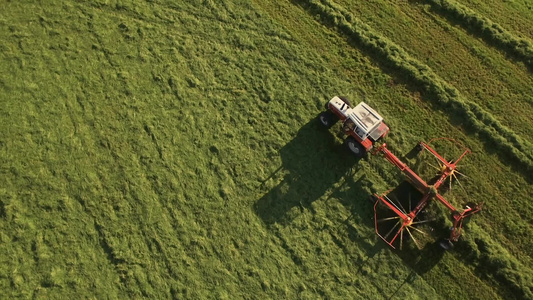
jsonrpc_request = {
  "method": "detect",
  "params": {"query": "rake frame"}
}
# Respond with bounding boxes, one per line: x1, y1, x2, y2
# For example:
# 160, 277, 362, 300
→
373, 139, 483, 249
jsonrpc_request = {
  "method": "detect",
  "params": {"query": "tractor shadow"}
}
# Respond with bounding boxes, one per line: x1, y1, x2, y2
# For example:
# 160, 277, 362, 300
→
254, 118, 361, 226
255, 121, 446, 293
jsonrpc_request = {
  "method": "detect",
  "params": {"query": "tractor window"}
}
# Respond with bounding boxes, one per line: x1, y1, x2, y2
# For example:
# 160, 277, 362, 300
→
356, 127, 366, 139
343, 119, 356, 131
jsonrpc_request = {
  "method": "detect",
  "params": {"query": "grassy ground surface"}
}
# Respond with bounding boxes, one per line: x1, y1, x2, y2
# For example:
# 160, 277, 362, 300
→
456, 0, 533, 39
336, 0, 533, 143
1, 0, 531, 299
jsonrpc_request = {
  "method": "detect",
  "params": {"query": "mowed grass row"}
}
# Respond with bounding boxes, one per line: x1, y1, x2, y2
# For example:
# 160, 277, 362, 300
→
455, 0, 533, 39
287, 0, 532, 297
0, 1, 211, 297
298, 0, 533, 176
0, 0, 531, 299
423, 0, 533, 70
333, 0, 533, 152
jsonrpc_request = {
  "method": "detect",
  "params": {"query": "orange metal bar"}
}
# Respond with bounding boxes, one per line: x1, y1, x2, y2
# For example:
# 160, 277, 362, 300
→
376, 144, 428, 193
435, 193, 457, 212
375, 194, 409, 221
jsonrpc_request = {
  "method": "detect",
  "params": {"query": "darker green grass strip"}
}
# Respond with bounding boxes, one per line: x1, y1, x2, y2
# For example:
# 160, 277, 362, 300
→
295, 0, 533, 298
296, 0, 533, 177
424, 0, 533, 70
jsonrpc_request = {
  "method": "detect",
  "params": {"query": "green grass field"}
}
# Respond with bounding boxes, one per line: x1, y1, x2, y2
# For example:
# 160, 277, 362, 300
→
1, 0, 532, 299
456, 0, 533, 39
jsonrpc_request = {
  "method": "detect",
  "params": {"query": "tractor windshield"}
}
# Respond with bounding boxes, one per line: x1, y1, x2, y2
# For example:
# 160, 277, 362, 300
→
369, 122, 389, 141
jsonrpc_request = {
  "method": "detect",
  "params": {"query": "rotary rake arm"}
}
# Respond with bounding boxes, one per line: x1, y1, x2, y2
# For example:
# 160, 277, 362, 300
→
449, 200, 483, 242
373, 192, 433, 249
375, 143, 428, 193
372, 141, 482, 250
419, 140, 470, 192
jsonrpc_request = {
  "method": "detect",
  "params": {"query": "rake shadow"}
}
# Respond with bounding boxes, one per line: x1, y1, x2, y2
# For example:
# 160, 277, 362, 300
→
337, 173, 446, 278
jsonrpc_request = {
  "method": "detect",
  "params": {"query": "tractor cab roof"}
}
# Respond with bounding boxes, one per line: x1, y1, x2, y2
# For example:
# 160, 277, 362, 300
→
346, 102, 383, 134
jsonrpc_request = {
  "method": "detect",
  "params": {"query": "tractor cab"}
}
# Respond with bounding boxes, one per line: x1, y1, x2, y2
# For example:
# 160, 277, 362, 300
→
344, 102, 388, 142
319, 96, 389, 157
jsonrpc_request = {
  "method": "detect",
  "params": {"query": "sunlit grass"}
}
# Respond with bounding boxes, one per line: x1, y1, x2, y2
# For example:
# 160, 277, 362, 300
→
0, 0, 531, 299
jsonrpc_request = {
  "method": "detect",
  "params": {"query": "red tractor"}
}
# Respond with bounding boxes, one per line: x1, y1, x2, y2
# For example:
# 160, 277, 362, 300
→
319, 96, 389, 157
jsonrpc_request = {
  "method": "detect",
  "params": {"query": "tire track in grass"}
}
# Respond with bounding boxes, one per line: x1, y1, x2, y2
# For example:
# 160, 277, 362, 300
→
59, 4, 194, 296
422, 0, 533, 70
73, 2, 290, 297
0, 4, 133, 296
272, 224, 387, 298
296, 0, 533, 178
72, 8, 156, 296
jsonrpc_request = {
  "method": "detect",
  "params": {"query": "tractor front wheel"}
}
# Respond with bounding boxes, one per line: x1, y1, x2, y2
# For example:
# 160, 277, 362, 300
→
318, 111, 338, 128
345, 136, 365, 158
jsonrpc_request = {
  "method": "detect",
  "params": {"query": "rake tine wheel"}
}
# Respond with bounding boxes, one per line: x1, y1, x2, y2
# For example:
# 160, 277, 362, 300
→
454, 169, 469, 178
452, 173, 468, 194
405, 226, 421, 250
410, 219, 436, 225
427, 161, 442, 173
449, 172, 453, 191
400, 229, 404, 250
409, 225, 429, 236
373, 140, 479, 250
428, 150, 445, 168
377, 216, 402, 222
384, 221, 401, 240
385, 195, 407, 215
389, 194, 408, 215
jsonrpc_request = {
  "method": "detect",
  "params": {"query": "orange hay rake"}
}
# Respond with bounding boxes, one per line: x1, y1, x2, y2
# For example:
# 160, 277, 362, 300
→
372, 139, 483, 250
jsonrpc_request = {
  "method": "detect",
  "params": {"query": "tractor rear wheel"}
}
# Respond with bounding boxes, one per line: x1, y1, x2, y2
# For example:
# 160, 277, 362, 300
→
318, 111, 338, 128
345, 136, 365, 158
